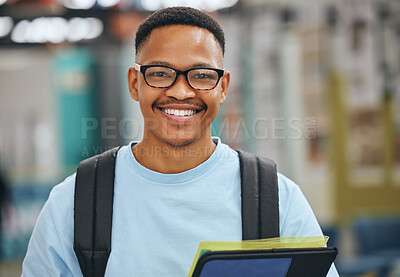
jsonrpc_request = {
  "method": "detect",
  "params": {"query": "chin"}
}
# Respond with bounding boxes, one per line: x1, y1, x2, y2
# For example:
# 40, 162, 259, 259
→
161, 137, 197, 147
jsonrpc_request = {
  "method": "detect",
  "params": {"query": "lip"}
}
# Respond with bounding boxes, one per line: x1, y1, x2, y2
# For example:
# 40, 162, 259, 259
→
156, 103, 204, 110
155, 106, 205, 123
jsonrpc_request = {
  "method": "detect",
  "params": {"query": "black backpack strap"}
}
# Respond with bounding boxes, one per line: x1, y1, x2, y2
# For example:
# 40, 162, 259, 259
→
74, 146, 120, 277
237, 149, 279, 240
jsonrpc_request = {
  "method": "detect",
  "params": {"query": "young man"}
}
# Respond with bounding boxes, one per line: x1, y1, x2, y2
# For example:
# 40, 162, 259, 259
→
22, 7, 339, 276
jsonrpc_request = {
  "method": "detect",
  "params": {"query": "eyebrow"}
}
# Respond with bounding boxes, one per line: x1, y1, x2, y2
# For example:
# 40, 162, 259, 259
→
147, 61, 215, 68
147, 61, 172, 66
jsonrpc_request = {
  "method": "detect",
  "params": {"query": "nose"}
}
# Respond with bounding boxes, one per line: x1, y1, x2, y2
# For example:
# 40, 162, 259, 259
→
165, 75, 196, 100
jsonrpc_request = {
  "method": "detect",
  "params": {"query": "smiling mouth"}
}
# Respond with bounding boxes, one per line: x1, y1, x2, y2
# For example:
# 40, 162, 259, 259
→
160, 108, 199, 117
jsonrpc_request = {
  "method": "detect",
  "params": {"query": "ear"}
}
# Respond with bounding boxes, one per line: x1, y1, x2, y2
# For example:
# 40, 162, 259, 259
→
127, 67, 139, 101
219, 70, 230, 105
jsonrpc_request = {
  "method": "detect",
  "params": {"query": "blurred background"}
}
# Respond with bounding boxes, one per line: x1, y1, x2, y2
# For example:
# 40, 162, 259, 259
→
0, 0, 399, 276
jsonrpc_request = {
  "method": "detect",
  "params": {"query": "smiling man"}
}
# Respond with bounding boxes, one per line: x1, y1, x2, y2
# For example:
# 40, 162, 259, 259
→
128, 22, 229, 173
22, 7, 338, 277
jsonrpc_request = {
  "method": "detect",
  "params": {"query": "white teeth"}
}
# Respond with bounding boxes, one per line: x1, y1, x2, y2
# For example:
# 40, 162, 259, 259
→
162, 109, 196, 116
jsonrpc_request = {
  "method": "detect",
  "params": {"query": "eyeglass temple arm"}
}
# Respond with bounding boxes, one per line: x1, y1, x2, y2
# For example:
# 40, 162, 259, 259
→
134, 63, 140, 71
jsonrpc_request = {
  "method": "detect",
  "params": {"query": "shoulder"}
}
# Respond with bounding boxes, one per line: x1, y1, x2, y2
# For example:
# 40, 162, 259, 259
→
277, 173, 301, 198
276, 173, 323, 237
41, 174, 76, 225
32, 173, 76, 239
48, 174, 76, 206
277, 173, 309, 216
22, 174, 80, 276
50, 174, 76, 198
23, 174, 76, 255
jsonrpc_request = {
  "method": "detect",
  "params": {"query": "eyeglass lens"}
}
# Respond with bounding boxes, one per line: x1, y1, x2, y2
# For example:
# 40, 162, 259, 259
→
144, 66, 220, 90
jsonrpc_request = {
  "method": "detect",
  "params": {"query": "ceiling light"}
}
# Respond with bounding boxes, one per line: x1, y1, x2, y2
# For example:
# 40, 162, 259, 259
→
11, 20, 29, 43
97, 0, 120, 8
63, 0, 96, 10
67, 17, 90, 42
0, 16, 14, 38
85, 18, 103, 40
140, 0, 238, 12
47, 17, 69, 44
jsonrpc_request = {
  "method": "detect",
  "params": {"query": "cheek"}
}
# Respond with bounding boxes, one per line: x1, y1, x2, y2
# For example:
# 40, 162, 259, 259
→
207, 91, 222, 107
137, 79, 150, 100
137, 84, 156, 105
203, 92, 222, 116
138, 93, 156, 117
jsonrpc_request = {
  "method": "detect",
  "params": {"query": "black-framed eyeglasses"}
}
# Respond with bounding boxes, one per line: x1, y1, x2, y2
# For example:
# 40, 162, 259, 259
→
135, 63, 225, 91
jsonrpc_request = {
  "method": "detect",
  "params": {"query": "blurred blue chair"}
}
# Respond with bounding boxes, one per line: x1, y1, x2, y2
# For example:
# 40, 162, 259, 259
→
337, 215, 400, 277
354, 216, 400, 258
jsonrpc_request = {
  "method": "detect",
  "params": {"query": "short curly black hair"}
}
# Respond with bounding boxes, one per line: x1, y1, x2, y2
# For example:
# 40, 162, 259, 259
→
135, 7, 225, 56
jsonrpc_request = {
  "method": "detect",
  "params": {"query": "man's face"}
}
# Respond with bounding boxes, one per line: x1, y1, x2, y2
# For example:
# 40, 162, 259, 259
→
128, 25, 230, 147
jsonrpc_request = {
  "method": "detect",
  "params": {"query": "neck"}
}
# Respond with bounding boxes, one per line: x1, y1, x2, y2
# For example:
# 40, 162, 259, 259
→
131, 137, 217, 174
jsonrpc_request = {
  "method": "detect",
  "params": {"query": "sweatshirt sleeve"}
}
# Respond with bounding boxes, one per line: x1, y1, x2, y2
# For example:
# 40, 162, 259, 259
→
277, 173, 339, 277
21, 174, 82, 277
